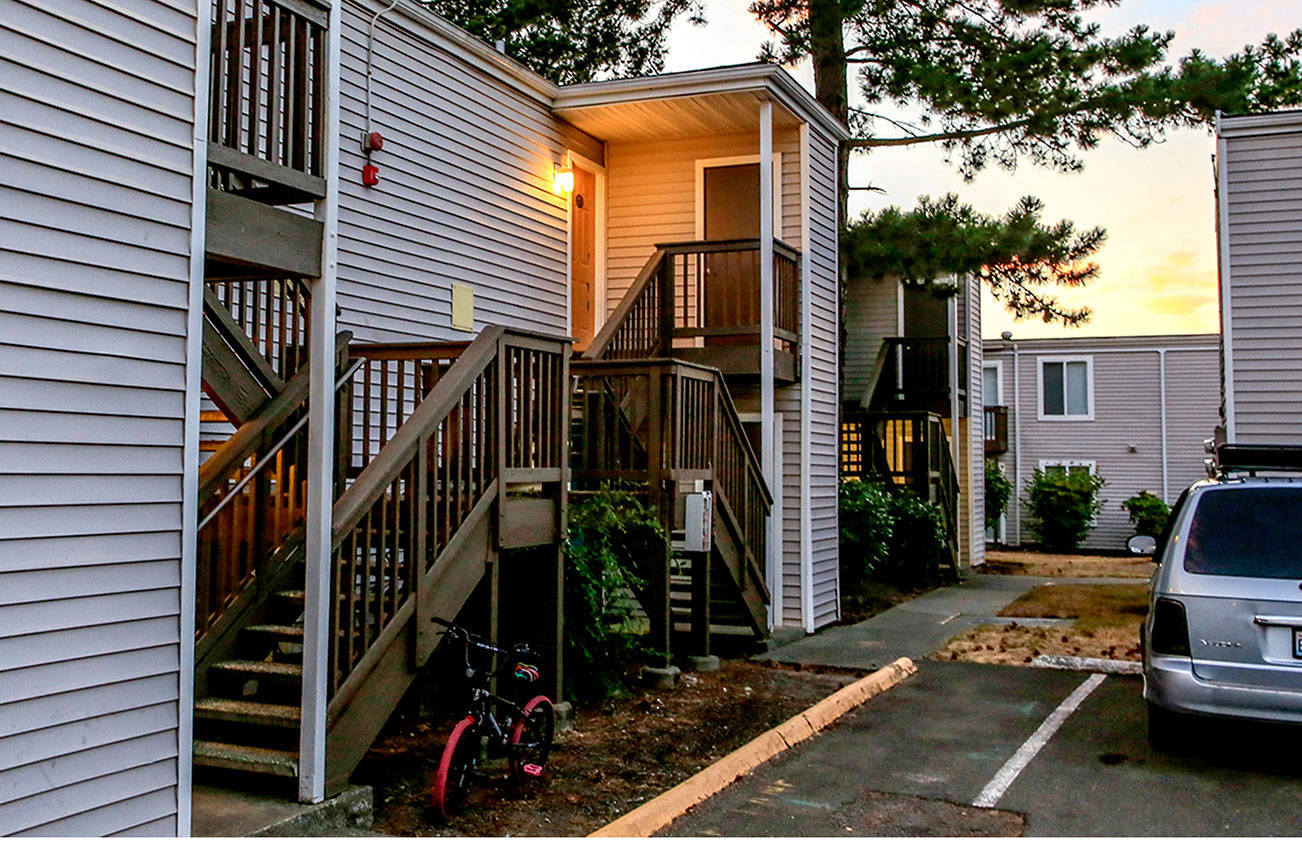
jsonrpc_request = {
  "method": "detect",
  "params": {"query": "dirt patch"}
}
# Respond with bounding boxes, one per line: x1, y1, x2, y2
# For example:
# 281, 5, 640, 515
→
359, 661, 858, 837
982, 549, 1153, 579
934, 582, 1148, 665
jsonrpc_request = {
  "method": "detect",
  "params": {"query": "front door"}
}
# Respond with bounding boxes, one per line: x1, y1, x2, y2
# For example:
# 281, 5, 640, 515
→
570, 166, 597, 350
702, 163, 761, 344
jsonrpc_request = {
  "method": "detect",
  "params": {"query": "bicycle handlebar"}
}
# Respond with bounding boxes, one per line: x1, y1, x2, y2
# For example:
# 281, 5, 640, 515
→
431, 616, 535, 658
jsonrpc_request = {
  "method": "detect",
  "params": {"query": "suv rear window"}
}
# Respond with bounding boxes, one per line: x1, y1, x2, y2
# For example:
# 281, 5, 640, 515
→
1184, 487, 1302, 578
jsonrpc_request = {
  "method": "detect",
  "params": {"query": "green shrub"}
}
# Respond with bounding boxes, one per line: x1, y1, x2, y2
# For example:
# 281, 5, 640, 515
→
1023, 468, 1106, 551
563, 488, 665, 700
1122, 490, 1170, 538
886, 488, 946, 586
839, 478, 894, 581
984, 460, 1012, 530
840, 478, 946, 586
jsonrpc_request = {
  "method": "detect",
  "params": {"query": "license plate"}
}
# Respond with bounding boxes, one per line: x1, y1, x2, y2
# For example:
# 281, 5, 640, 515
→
1295, 628, 1302, 659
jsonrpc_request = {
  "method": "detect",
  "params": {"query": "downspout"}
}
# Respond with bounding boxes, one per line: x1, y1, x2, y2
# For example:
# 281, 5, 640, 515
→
364, 0, 400, 143
1012, 339, 1021, 547
1159, 349, 1169, 502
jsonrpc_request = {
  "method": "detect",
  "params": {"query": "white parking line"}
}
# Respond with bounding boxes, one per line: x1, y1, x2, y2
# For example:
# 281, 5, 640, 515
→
972, 673, 1106, 808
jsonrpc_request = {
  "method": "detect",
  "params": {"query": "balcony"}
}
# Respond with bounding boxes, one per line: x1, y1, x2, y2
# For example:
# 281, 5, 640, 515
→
205, 0, 330, 280
867, 336, 968, 416
984, 405, 1009, 455
588, 238, 802, 383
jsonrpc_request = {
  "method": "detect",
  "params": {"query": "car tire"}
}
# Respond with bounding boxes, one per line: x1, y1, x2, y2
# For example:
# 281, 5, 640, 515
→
1146, 701, 1189, 753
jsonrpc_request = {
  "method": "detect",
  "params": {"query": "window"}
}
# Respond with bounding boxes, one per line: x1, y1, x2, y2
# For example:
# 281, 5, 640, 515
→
982, 362, 1002, 404
1184, 487, 1302, 579
1039, 357, 1092, 419
1038, 460, 1096, 481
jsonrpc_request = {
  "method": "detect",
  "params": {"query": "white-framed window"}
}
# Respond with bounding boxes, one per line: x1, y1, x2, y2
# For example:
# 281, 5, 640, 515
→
1037, 459, 1097, 481
982, 361, 1003, 405
1037, 356, 1093, 420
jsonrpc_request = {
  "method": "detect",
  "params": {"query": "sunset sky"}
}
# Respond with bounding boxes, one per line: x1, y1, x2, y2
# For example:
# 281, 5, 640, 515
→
663, 0, 1300, 339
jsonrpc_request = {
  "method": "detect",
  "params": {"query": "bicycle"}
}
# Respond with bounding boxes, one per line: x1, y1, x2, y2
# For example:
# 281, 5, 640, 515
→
428, 616, 555, 820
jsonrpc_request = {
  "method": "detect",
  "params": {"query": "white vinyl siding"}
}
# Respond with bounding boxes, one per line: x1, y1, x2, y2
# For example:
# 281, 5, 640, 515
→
335, 0, 602, 344
962, 274, 984, 567
989, 335, 1220, 549
0, 0, 198, 836
1218, 116, 1302, 443
841, 275, 900, 407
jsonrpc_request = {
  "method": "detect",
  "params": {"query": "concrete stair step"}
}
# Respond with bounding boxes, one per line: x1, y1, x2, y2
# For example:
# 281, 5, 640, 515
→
195, 697, 301, 728
244, 623, 304, 641
194, 741, 298, 777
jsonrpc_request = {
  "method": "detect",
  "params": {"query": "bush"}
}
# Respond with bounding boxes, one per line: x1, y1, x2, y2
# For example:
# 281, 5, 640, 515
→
563, 488, 665, 700
984, 460, 1012, 531
1122, 490, 1170, 538
840, 478, 946, 587
839, 478, 894, 581
1023, 468, 1106, 551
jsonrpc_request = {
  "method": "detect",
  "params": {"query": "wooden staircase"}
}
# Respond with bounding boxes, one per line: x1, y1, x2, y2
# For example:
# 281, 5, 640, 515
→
193, 301, 571, 793
570, 358, 772, 658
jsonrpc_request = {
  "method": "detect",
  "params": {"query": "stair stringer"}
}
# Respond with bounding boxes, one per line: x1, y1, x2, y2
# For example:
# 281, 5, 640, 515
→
709, 493, 768, 638
322, 484, 497, 795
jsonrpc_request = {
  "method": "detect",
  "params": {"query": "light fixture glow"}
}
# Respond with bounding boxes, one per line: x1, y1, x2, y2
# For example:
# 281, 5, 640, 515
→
553, 165, 575, 196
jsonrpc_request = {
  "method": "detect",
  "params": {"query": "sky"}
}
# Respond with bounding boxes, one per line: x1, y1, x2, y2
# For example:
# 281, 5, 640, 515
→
662, 0, 1300, 339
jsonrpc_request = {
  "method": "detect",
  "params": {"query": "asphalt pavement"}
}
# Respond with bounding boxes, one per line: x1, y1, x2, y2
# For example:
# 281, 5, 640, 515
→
662, 661, 1302, 836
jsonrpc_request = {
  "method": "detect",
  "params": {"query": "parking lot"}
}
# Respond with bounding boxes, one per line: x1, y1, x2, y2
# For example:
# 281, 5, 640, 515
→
664, 661, 1302, 836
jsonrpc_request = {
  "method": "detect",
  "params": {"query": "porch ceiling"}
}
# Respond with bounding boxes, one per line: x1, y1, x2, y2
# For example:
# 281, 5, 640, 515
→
554, 90, 803, 143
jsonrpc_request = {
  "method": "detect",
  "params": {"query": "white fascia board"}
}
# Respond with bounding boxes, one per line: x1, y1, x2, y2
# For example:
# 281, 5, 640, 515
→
1218, 109, 1302, 137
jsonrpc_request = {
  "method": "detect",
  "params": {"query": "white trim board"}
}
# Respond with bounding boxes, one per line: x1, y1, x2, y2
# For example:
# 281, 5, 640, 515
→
693, 153, 784, 240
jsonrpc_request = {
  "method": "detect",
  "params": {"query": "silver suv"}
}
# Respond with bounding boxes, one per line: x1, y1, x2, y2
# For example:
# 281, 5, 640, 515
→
1142, 448, 1302, 748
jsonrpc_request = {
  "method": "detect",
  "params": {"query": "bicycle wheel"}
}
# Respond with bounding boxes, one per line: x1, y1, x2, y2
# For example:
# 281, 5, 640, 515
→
431, 715, 478, 820
509, 695, 554, 785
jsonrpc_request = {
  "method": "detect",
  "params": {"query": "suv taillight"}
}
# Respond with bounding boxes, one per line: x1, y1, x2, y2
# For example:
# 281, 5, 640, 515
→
1150, 598, 1191, 656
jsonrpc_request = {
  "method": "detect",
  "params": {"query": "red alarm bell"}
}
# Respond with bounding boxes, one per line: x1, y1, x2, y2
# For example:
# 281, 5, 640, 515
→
362, 131, 384, 153
362, 163, 380, 186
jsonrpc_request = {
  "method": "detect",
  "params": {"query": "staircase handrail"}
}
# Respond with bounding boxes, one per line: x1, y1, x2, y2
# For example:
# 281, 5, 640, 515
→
583, 248, 668, 361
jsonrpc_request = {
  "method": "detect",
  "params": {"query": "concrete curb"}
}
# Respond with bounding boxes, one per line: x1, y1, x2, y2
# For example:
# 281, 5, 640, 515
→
587, 656, 919, 838
1031, 655, 1142, 675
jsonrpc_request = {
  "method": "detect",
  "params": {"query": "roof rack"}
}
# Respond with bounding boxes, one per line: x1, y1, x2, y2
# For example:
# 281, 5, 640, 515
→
1204, 441, 1302, 477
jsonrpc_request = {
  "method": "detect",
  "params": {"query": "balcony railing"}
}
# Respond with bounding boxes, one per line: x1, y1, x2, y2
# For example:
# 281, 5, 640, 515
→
869, 336, 968, 415
984, 405, 1009, 455
207, 0, 329, 204
587, 238, 801, 381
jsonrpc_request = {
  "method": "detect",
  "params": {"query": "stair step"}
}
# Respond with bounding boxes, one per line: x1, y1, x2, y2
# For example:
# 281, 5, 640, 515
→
195, 698, 301, 728
244, 623, 304, 641
210, 659, 302, 681
194, 741, 298, 777
275, 589, 305, 606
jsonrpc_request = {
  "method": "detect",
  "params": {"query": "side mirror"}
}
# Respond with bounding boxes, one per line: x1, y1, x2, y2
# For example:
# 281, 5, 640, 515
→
1126, 534, 1158, 556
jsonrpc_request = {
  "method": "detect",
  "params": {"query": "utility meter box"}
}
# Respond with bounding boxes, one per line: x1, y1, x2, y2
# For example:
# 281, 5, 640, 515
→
683, 491, 712, 553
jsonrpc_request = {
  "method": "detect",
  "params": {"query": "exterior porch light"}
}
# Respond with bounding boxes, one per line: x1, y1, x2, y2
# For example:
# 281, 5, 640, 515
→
552, 164, 575, 196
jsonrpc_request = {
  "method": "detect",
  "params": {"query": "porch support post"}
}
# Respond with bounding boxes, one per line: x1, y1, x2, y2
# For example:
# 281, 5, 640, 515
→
798, 123, 814, 631
758, 99, 777, 621
298, 0, 341, 805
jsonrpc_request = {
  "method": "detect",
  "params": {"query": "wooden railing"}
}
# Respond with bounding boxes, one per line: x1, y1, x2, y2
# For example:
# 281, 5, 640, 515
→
572, 359, 772, 586
984, 405, 1009, 455
327, 328, 569, 700
586, 239, 801, 365
208, 0, 329, 203
208, 277, 311, 380
841, 410, 959, 572
194, 332, 350, 642
870, 336, 971, 416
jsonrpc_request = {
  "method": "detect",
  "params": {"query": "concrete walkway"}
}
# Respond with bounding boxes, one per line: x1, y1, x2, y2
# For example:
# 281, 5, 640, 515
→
758, 572, 1145, 671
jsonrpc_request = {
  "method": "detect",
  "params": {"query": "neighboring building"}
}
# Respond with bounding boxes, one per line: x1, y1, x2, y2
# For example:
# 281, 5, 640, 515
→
841, 273, 986, 571
1, 0, 845, 836
1216, 109, 1302, 444
983, 333, 1220, 550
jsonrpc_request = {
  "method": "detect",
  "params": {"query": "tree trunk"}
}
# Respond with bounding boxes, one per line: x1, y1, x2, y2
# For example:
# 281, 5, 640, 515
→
808, 0, 849, 225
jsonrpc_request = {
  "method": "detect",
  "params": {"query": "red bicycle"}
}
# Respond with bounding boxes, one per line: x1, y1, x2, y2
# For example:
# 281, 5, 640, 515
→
428, 617, 554, 820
